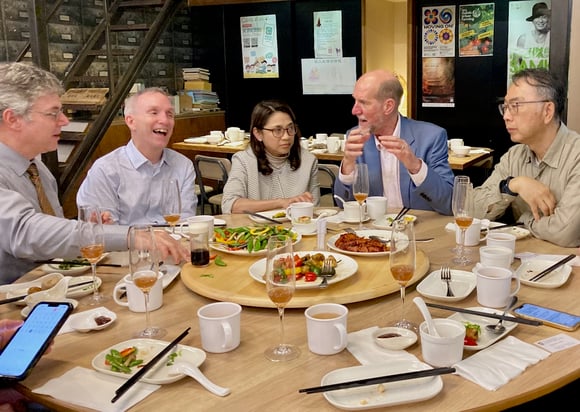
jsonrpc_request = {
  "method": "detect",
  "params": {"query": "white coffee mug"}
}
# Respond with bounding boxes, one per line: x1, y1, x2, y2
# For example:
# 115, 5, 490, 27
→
210, 130, 224, 138
226, 127, 242, 142
456, 218, 487, 246
326, 136, 340, 154
474, 264, 520, 308
366, 196, 388, 220
180, 215, 214, 239
479, 246, 513, 269
420, 318, 465, 367
286, 202, 314, 221
486, 232, 517, 261
449, 138, 464, 149
342, 201, 364, 222
305, 303, 348, 355
113, 273, 163, 312
197, 302, 242, 353
315, 133, 328, 143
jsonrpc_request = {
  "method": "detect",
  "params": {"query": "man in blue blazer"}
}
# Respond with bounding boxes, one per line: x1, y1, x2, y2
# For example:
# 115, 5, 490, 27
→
334, 70, 454, 215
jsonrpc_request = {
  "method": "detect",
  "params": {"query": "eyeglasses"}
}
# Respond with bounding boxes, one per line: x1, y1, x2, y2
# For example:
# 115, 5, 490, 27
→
498, 100, 550, 116
29, 108, 66, 121
262, 124, 297, 138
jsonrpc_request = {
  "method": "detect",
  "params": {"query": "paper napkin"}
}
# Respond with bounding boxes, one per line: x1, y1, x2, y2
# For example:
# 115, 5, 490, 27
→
453, 336, 550, 391
515, 252, 580, 266
347, 326, 418, 365
32, 366, 160, 412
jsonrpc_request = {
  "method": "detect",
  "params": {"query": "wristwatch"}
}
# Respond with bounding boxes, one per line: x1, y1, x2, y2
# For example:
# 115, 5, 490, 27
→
500, 176, 518, 196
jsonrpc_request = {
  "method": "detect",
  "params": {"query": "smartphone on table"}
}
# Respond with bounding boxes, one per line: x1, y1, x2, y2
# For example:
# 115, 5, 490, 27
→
513, 303, 580, 332
0, 301, 73, 381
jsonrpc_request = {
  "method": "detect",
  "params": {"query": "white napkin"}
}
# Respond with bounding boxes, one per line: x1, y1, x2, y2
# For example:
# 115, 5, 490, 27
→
58, 307, 107, 334
515, 252, 580, 266
32, 366, 160, 412
347, 326, 418, 365
453, 336, 550, 391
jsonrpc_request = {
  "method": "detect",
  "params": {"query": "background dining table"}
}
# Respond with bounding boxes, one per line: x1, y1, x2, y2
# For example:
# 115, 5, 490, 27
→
3, 210, 579, 411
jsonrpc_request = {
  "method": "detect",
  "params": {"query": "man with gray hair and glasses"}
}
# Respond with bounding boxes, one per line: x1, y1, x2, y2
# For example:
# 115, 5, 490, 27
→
0, 62, 188, 284
473, 68, 580, 247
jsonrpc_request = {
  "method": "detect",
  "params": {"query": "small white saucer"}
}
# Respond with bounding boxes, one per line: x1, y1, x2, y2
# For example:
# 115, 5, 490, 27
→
416, 269, 476, 302
69, 307, 117, 332
372, 327, 417, 350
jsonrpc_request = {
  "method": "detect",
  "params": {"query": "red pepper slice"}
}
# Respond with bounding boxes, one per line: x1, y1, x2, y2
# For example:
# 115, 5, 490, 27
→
464, 337, 478, 346
304, 272, 317, 282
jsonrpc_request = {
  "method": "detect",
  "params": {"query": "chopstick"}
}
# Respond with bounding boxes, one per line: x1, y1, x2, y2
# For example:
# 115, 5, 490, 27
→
529, 254, 576, 282
298, 367, 455, 394
34, 260, 123, 268
0, 280, 94, 305
485, 222, 525, 232
425, 303, 543, 326
111, 327, 191, 403
393, 206, 411, 222
242, 210, 281, 225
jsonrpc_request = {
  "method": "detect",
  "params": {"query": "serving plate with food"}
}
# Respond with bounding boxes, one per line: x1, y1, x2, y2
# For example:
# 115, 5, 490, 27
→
327, 230, 392, 257
248, 209, 290, 223
40, 258, 91, 275
248, 251, 358, 289
321, 360, 443, 410
92, 338, 206, 384
212, 226, 300, 256
448, 307, 517, 351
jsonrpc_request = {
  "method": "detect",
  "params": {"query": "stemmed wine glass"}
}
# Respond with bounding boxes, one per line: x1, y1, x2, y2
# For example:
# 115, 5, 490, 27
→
389, 220, 417, 332
353, 163, 369, 229
452, 176, 474, 265
264, 235, 300, 362
128, 225, 166, 339
78, 205, 108, 305
161, 179, 181, 234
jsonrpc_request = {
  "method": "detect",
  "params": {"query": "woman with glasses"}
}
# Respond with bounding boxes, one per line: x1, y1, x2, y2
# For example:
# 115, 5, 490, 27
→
222, 100, 320, 214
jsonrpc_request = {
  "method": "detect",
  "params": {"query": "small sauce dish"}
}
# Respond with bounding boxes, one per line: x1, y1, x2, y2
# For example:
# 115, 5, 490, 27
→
69, 308, 117, 332
372, 327, 417, 350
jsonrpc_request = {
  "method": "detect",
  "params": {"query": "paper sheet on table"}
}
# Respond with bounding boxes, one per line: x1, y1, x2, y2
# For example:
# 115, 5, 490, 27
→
347, 326, 418, 365
32, 366, 160, 412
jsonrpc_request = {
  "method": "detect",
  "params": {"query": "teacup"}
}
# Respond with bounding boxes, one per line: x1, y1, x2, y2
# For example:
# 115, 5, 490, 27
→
479, 246, 513, 269
286, 202, 314, 221
343, 201, 364, 222
420, 318, 465, 367
315, 133, 328, 143
455, 218, 487, 246
225, 127, 243, 142
486, 232, 516, 262
366, 196, 387, 220
473, 264, 520, 308
326, 136, 340, 154
305, 303, 348, 355
197, 302, 242, 353
179, 215, 214, 239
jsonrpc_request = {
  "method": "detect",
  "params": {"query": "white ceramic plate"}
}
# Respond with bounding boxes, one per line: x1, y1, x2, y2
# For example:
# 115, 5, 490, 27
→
248, 209, 290, 223
211, 232, 302, 256
416, 269, 476, 303
248, 251, 358, 289
41, 262, 90, 275
21, 298, 78, 318
372, 327, 417, 351
315, 208, 338, 218
69, 307, 117, 332
327, 230, 392, 257
321, 360, 443, 410
448, 306, 517, 351
337, 212, 371, 224
516, 259, 572, 289
92, 338, 206, 384
372, 214, 418, 229
184, 136, 208, 144
487, 222, 530, 240
5, 275, 102, 306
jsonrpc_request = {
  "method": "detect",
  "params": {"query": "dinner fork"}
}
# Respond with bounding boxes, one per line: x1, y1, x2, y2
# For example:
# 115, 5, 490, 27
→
319, 257, 335, 289
440, 266, 454, 297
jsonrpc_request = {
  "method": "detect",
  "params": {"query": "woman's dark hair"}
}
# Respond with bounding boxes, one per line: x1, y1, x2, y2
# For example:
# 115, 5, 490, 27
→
249, 100, 302, 175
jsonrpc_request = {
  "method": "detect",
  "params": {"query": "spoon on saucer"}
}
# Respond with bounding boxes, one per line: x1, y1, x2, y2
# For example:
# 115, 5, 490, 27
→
486, 296, 518, 335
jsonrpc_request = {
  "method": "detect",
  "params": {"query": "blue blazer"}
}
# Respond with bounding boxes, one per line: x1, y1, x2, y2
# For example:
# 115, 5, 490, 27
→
334, 116, 454, 215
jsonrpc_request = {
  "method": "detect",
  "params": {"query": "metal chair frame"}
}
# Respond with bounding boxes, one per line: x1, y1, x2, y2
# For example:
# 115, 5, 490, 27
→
194, 155, 232, 215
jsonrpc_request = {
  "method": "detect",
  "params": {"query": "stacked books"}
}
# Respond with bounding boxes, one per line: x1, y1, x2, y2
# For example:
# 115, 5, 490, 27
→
179, 68, 220, 112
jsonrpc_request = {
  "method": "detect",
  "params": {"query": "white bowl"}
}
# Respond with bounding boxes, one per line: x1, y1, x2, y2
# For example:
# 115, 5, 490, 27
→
207, 134, 222, 144
372, 327, 417, 350
453, 145, 471, 156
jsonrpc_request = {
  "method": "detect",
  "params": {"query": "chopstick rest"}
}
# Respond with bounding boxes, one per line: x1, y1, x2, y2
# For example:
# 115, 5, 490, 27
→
111, 327, 191, 403
298, 367, 455, 394
529, 254, 576, 282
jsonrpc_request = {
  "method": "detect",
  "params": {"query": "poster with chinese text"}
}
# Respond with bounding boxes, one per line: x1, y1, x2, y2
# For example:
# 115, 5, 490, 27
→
240, 14, 279, 78
301, 58, 356, 95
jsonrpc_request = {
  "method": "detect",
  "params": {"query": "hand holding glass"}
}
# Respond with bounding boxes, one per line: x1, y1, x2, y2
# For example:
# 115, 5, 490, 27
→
78, 206, 108, 305
353, 163, 369, 229
128, 225, 166, 339
389, 220, 417, 332
264, 235, 299, 361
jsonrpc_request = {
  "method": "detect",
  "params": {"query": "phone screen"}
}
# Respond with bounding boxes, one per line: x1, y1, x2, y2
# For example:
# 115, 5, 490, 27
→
0, 301, 72, 380
514, 303, 580, 329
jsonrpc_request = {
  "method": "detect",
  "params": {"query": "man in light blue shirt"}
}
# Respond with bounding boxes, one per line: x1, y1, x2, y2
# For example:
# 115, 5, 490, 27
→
77, 88, 197, 225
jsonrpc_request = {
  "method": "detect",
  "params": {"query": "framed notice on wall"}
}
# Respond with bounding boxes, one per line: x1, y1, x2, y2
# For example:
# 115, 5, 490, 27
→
240, 14, 280, 79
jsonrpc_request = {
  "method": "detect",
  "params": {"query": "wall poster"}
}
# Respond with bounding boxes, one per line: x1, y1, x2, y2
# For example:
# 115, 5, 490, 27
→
421, 6, 456, 107
301, 57, 356, 95
458, 3, 495, 57
507, 1, 551, 85
240, 14, 280, 79
313, 10, 343, 58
